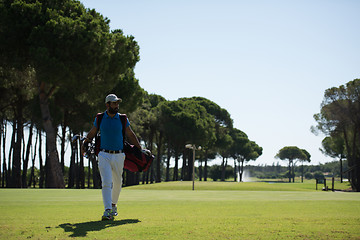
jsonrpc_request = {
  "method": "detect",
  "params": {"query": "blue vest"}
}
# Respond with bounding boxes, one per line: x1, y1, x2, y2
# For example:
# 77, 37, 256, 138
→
94, 111, 130, 150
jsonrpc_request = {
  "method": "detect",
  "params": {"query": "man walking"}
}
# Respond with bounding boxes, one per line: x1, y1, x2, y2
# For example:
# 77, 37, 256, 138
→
82, 94, 142, 220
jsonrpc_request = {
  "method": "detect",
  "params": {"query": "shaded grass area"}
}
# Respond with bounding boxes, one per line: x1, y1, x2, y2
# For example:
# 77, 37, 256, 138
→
0, 182, 359, 239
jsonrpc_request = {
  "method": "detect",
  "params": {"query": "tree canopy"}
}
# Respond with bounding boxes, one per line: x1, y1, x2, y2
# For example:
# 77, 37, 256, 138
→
275, 146, 309, 182
313, 79, 360, 191
0, 0, 141, 187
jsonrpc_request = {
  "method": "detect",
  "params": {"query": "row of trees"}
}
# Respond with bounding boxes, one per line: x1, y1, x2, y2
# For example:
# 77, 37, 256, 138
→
126, 95, 263, 185
0, 92, 264, 188
0, 0, 263, 188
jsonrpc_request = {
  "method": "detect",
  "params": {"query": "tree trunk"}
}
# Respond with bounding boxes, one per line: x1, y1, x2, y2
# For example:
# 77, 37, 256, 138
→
173, 153, 179, 181
181, 150, 188, 181
349, 126, 359, 191
141, 171, 145, 184
145, 165, 150, 184
166, 146, 171, 182
87, 156, 91, 188
238, 160, 240, 182
79, 153, 85, 188
354, 166, 360, 192
233, 159, 237, 182
199, 160, 202, 181
288, 160, 291, 183
340, 155, 343, 183
75, 143, 80, 188
68, 138, 76, 188
239, 159, 244, 182
0, 121, 2, 187
124, 170, 137, 186
150, 161, 154, 184
292, 161, 295, 183
39, 83, 65, 188
301, 163, 304, 183
188, 150, 193, 182
7, 120, 15, 187
155, 132, 162, 183
1, 120, 6, 188
12, 112, 23, 188
221, 157, 226, 181
204, 150, 208, 181
60, 118, 67, 174
38, 129, 44, 188
90, 153, 100, 188
28, 129, 38, 188
22, 122, 34, 188
136, 172, 140, 185
79, 139, 85, 189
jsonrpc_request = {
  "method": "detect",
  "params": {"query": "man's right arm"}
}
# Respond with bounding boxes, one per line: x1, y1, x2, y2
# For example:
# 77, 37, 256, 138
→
85, 126, 97, 142
81, 126, 97, 154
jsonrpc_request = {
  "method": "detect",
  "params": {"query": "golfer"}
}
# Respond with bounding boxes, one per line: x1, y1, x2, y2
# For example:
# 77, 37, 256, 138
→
82, 94, 142, 220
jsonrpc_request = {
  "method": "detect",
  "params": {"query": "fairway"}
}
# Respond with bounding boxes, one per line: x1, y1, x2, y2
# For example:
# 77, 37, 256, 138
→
0, 182, 359, 239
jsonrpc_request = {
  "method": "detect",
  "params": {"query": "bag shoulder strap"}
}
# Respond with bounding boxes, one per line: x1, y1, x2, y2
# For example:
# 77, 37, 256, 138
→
96, 112, 105, 133
119, 114, 127, 144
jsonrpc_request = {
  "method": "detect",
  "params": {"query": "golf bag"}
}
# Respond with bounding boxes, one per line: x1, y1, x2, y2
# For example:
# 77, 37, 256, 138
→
95, 112, 154, 172
123, 141, 153, 172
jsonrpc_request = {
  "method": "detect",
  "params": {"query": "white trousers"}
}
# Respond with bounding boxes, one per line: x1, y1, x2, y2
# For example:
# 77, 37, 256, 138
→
98, 151, 125, 210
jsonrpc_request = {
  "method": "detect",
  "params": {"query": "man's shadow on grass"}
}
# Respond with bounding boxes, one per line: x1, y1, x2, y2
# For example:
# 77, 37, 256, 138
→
58, 219, 140, 237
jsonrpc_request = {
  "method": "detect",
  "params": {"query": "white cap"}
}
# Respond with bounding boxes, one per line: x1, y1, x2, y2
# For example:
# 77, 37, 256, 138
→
105, 94, 122, 103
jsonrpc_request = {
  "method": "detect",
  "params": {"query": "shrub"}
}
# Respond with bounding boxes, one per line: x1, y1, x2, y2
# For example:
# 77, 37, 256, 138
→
305, 172, 313, 179
313, 171, 324, 180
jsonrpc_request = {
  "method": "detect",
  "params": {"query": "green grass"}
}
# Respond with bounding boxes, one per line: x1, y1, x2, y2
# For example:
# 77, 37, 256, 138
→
0, 181, 359, 239
127, 179, 351, 191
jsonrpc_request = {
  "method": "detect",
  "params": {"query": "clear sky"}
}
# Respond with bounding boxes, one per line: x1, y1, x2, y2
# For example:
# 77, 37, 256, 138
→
81, 0, 360, 166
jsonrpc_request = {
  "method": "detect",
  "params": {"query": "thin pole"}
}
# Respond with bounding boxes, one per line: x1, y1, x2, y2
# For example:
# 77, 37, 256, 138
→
192, 147, 195, 191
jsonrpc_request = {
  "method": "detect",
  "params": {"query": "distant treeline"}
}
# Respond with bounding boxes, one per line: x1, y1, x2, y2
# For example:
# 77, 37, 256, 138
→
21, 160, 346, 188
206, 161, 348, 181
